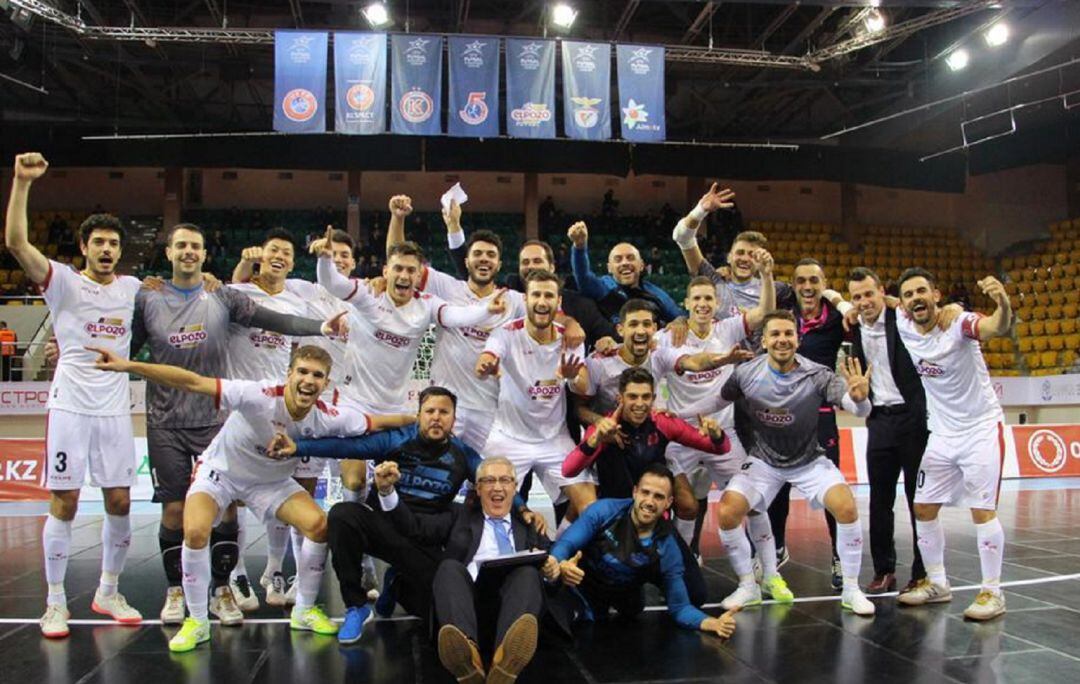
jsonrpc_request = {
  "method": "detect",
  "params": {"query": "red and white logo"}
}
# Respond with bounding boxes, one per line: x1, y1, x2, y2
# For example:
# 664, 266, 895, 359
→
346, 84, 376, 111
282, 88, 318, 122
400, 90, 434, 123
1027, 429, 1068, 473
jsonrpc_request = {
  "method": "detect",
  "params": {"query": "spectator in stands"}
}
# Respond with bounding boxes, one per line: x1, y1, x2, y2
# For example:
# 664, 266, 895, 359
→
539, 195, 557, 229
556, 244, 571, 275
207, 229, 226, 261
601, 189, 619, 220
648, 246, 665, 276
0, 321, 16, 381
949, 282, 971, 309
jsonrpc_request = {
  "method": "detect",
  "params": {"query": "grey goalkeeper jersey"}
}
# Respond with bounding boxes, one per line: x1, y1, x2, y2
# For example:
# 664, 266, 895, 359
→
133, 284, 258, 429
721, 353, 847, 468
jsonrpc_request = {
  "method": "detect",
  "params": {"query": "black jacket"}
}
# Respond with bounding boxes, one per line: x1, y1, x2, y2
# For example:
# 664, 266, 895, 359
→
849, 307, 928, 432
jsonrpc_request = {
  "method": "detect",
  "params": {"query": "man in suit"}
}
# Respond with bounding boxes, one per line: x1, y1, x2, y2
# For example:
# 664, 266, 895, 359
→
375, 455, 559, 684
847, 267, 929, 594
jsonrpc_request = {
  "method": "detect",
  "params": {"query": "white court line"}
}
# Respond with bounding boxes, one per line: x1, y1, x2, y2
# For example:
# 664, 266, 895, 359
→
2, 572, 1078, 626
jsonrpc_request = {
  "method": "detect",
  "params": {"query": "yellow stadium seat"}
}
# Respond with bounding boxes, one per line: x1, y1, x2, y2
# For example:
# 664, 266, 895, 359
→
1033, 337, 1049, 352
1050, 336, 1065, 351
1048, 305, 1064, 319
1066, 334, 1080, 350
6, 301, 23, 306
1019, 338, 1034, 353
1017, 322, 1030, 336
1062, 319, 1077, 334
1026, 352, 1041, 369
1002, 257, 1015, 270
1018, 282, 1033, 295
1046, 320, 1062, 335
1062, 350, 1077, 367
1050, 292, 1067, 306
1036, 292, 1052, 306
1041, 351, 1058, 367
1032, 306, 1048, 320
1031, 320, 1046, 335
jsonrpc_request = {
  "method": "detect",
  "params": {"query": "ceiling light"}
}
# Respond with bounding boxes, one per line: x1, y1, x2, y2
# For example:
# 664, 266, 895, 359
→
984, 23, 1009, 47
362, 2, 391, 28
945, 49, 969, 72
864, 9, 886, 34
551, 3, 578, 30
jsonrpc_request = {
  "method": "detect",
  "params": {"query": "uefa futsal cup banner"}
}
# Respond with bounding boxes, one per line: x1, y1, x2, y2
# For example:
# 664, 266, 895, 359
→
333, 32, 387, 135
391, 34, 443, 136
505, 38, 556, 139
561, 40, 612, 141
616, 44, 666, 142
273, 31, 328, 133
448, 36, 500, 138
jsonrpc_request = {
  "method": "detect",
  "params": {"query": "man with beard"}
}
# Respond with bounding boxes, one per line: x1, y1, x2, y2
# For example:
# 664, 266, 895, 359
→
893, 269, 1012, 621
577, 299, 659, 421
550, 464, 739, 637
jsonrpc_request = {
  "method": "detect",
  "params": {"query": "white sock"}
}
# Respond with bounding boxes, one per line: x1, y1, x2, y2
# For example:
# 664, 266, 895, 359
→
835, 521, 864, 588
341, 487, 363, 504
181, 544, 211, 622
719, 527, 754, 585
231, 510, 249, 579
43, 515, 72, 606
265, 520, 289, 577
294, 539, 328, 611
674, 518, 696, 547
747, 514, 779, 579
975, 518, 1005, 596
916, 517, 947, 586
289, 526, 305, 562
362, 554, 377, 579
98, 514, 131, 596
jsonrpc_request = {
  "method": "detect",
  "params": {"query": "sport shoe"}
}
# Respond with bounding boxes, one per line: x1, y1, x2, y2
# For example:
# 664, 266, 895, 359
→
437, 624, 485, 684
290, 605, 338, 635
488, 614, 538, 684
284, 575, 298, 605
230, 574, 260, 612
361, 556, 380, 602
841, 586, 876, 616
762, 575, 795, 603
374, 567, 398, 618
721, 583, 762, 610
209, 586, 244, 626
963, 591, 1006, 621
338, 605, 374, 645
160, 586, 186, 625
91, 590, 142, 624
40, 604, 70, 639
830, 559, 843, 592
776, 545, 790, 570
266, 571, 288, 607
168, 617, 210, 653
865, 573, 897, 595
897, 578, 952, 606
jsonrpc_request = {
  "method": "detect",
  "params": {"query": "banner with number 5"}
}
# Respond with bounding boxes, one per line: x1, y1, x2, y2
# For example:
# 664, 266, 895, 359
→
448, 35, 500, 138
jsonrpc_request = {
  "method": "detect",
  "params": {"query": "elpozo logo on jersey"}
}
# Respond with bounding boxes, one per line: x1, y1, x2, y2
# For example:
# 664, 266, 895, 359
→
755, 408, 794, 427
462, 40, 486, 68
405, 37, 430, 67
84, 317, 127, 340
518, 42, 543, 70
573, 44, 599, 73
168, 324, 208, 350
282, 88, 318, 122
571, 96, 602, 129
528, 379, 561, 401
628, 47, 652, 76
400, 88, 434, 123
459, 92, 489, 125
1027, 429, 1068, 473
915, 358, 945, 378
511, 103, 552, 127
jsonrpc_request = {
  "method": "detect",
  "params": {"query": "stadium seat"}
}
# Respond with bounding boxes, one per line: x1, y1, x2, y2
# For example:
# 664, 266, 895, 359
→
1041, 351, 1058, 368
1031, 320, 1046, 335
1026, 352, 1041, 369
1062, 319, 1078, 334
1050, 336, 1065, 351
1033, 337, 1049, 352
1017, 322, 1030, 337
1046, 320, 1062, 335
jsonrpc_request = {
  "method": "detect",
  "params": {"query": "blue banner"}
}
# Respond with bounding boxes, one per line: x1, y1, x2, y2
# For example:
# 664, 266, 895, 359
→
333, 32, 387, 135
273, 31, 328, 133
391, 34, 443, 136
505, 39, 556, 139
561, 40, 611, 141
447, 36, 500, 138
616, 44, 665, 143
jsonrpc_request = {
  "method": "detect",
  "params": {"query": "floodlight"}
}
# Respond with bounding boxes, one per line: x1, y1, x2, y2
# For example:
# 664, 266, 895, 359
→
362, 2, 391, 28
864, 9, 886, 34
946, 49, 970, 71
551, 3, 578, 30
984, 23, 1009, 48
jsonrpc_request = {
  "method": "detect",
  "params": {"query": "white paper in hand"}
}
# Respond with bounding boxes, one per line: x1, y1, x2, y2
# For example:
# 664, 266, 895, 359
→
440, 182, 468, 213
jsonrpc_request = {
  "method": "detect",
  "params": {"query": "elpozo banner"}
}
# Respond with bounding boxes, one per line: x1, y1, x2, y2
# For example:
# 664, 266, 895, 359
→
561, 40, 612, 140
273, 31, 328, 133
448, 36, 500, 138
616, 44, 665, 142
391, 34, 443, 136
334, 32, 387, 135
505, 38, 556, 139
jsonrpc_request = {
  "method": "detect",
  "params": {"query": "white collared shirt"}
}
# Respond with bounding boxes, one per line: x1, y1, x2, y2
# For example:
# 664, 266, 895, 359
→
468, 513, 516, 580
859, 312, 905, 407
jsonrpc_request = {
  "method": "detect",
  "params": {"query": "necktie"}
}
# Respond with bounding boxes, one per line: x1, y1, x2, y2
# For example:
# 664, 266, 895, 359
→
488, 518, 514, 556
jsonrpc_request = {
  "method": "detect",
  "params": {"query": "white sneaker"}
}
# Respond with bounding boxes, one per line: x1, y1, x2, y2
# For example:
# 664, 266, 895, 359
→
841, 586, 876, 617
91, 590, 142, 624
259, 568, 274, 590
266, 571, 288, 607
209, 586, 244, 626
40, 604, 70, 639
963, 591, 1006, 621
721, 583, 762, 610
230, 574, 260, 612
897, 578, 952, 606
160, 586, 186, 625
284, 575, 298, 605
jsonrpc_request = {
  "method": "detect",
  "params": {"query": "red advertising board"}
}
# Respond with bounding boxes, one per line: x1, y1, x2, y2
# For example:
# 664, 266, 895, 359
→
0, 439, 48, 501
1012, 425, 1080, 477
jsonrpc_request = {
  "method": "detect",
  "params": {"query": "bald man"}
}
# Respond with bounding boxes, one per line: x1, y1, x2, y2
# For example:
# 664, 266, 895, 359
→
568, 221, 684, 326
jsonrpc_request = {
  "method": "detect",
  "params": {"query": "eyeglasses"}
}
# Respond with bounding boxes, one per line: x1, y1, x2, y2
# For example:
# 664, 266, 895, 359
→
477, 476, 516, 487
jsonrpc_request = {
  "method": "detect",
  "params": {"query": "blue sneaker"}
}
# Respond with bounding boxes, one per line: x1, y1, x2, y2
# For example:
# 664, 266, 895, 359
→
374, 568, 398, 618
338, 605, 373, 644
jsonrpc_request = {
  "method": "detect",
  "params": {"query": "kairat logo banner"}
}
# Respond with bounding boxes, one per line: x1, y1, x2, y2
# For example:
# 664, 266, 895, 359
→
334, 32, 387, 135
273, 31, 328, 133
561, 40, 612, 140
1012, 425, 1080, 477
616, 44, 665, 142
505, 38, 556, 139
391, 34, 443, 136
448, 36, 500, 138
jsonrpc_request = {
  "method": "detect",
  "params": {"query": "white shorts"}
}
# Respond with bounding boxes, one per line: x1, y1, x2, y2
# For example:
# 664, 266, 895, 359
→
188, 463, 306, 527
725, 456, 847, 513
45, 409, 137, 490
293, 455, 329, 479
915, 422, 1004, 511
667, 429, 748, 491
454, 405, 496, 452
483, 428, 596, 505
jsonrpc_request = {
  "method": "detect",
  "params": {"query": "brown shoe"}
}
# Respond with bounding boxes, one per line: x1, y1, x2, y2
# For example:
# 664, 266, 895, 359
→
437, 624, 485, 684
487, 614, 538, 684
865, 573, 897, 595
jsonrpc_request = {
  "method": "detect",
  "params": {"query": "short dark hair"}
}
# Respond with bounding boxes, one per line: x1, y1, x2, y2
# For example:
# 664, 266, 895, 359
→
419, 385, 457, 410
637, 462, 676, 494
795, 257, 824, 270
762, 309, 797, 331
519, 239, 554, 267
848, 267, 881, 286
686, 275, 715, 295
898, 267, 937, 290
524, 269, 561, 293
78, 214, 125, 246
167, 223, 205, 246
618, 366, 656, 393
465, 230, 502, 258
262, 227, 295, 249
618, 298, 658, 325
329, 229, 355, 251
387, 240, 425, 262
289, 344, 332, 372
731, 230, 767, 248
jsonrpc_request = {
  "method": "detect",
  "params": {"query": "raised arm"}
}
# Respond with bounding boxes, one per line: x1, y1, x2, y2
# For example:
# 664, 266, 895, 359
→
567, 222, 607, 300
676, 347, 754, 373
386, 195, 412, 251
89, 346, 218, 396
744, 249, 776, 330
655, 412, 730, 455
671, 183, 735, 276
4, 153, 52, 285
443, 200, 469, 280
231, 246, 262, 283
974, 276, 1012, 340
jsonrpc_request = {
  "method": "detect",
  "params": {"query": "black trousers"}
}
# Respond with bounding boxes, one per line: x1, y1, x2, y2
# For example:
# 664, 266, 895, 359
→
433, 559, 545, 649
326, 501, 442, 614
866, 410, 928, 580
768, 410, 841, 558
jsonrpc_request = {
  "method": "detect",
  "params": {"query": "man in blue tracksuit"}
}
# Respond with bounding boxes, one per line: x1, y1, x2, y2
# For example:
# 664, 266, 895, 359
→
549, 464, 737, 638
567, 220, 685, 326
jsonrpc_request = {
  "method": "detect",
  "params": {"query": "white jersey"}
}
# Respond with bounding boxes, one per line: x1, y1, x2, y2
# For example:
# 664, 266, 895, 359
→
484, 320, 585, 444
652, 315, 749, 426
584, 349, 656, 415
420, 267, 526, 411
897, 311, 1004, 434
225, 282, 306, 382
285, 278, 351, 387
42, 260, 141, 416
200, 379, 370, 485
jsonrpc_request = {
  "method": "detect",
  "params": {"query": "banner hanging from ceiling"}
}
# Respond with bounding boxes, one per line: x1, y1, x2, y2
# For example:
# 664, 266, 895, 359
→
561, 40, 612, 141
390, 33, 444, 136
333, 32, 387, 135
505, 38, 557, 140
616, 44, 666, 142
273, 30, 328, 133
447, 35, 501, 138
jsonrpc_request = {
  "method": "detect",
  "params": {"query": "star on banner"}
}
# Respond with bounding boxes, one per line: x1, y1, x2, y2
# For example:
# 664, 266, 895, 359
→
575, 45, 599, 60
408, 37, 430, 52
464, 40, 487, 54
622, 99, 648, 128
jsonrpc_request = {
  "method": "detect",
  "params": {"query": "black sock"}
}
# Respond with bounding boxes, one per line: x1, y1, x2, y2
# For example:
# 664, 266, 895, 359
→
159, 524, 185, 587
210, 520, 240, 590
